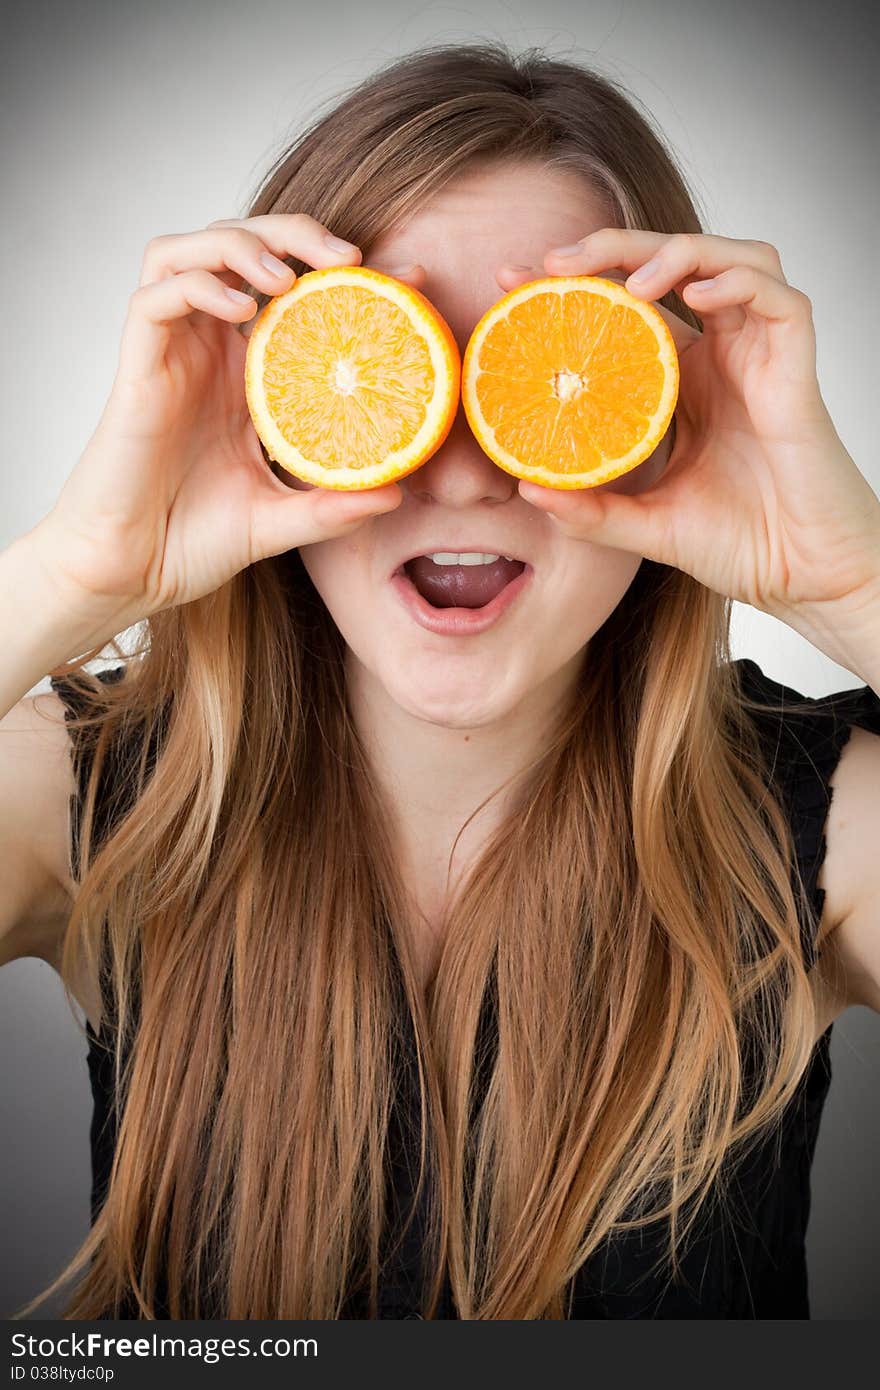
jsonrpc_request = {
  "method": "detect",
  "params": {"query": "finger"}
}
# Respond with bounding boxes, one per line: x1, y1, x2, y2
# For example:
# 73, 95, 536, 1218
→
117, 269, 258, 383
204, 213, 362, 272
364, 261, 428, 290
495, 263, 536, 291
544, 229, 787, 295
682, 265, 817, 363
139, 225, 298, 293
248, 477, 403, 562
682, 264, 811, 321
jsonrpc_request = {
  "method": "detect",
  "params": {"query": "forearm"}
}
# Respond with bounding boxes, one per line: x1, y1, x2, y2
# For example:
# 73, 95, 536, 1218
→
0, 526, 122, 719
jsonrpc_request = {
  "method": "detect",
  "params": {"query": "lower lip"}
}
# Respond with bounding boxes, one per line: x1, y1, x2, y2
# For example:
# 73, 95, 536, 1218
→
389, 565, 533, 636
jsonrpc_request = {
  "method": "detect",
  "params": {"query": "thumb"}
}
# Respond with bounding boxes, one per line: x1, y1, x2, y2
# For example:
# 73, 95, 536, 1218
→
517, 479, 674, 565
250, 481, 402, 560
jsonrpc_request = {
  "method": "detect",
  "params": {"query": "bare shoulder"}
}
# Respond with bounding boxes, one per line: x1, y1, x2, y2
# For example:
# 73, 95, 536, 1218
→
815, 722, 880, 1015
0, 687, 77, 966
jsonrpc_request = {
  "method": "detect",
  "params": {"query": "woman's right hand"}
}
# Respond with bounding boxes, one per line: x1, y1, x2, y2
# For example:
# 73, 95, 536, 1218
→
27, 214, 403, 643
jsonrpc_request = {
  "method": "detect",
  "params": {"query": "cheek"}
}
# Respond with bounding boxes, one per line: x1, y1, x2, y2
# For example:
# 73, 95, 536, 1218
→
550, 544, 644, 649
298, 534, 378, 635
299, 537, 350, 593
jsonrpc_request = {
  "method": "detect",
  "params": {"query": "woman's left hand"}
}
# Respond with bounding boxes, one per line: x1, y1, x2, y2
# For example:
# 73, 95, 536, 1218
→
513, 230, 880, 675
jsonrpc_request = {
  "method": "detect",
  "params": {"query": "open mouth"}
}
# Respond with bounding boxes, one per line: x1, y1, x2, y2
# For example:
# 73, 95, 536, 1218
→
395, 553, 527, 609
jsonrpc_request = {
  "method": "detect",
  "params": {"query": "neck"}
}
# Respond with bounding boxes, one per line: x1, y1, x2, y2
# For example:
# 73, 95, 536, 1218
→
345, 645, 583, 945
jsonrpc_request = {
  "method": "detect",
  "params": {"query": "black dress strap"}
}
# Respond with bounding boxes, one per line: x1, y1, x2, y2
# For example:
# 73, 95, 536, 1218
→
732, 656, 880, 970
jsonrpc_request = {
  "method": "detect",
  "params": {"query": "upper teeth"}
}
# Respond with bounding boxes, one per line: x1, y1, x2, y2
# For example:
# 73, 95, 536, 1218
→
426, 552, 514, 565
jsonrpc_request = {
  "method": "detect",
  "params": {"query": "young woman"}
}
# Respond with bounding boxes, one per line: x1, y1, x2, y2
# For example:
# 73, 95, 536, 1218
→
2, 42, 879, 1321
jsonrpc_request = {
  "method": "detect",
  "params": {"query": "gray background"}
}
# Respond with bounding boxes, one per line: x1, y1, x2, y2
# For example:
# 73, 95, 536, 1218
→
2, 0, 878, 1319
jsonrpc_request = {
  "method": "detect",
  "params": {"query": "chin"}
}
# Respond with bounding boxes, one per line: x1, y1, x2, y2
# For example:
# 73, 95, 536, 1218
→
384, 662, 519, 729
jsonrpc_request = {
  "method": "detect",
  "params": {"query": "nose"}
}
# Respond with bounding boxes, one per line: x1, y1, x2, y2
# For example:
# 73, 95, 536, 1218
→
402, 401, 517, 507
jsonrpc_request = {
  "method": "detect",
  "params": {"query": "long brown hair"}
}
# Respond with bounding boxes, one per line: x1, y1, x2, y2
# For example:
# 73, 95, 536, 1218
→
20, 41, 819, 1320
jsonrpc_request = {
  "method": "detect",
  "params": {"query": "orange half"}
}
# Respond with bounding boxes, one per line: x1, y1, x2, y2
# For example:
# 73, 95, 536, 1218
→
245, 265, 461, 490
461, 275, 679, 489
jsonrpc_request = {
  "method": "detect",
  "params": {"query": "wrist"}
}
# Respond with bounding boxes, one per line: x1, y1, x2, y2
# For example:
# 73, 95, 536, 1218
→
0, 524, 128, 710
768, 568, 880, 691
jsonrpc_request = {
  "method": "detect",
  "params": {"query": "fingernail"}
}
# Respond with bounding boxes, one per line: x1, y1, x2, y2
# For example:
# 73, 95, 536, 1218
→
548, 242, 584, 258
387, 263, 418, 275
688, 277, 716, 292
628, 257, 661, 285
518, 480, 554, 503
260, 251, 292, 278
324, 234, 358, 254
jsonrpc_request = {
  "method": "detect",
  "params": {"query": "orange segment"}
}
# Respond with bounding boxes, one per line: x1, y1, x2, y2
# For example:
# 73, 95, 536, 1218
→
461, 275, 679, 489
245, 266, 460, 490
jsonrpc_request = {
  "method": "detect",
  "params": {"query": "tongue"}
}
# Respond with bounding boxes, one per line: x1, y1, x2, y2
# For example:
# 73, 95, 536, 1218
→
405, 556, 525, 609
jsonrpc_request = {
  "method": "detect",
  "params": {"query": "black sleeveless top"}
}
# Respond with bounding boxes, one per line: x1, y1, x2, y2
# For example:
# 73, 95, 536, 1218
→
50, 657, 880, 1319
